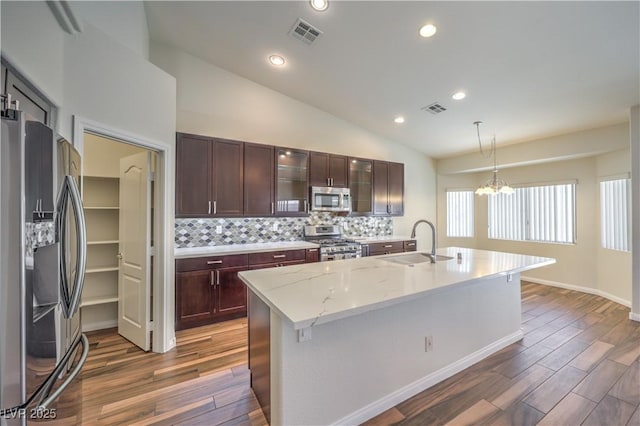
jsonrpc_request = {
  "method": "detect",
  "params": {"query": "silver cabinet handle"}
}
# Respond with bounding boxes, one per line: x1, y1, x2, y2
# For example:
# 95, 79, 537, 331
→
207, 260, 223, 265
383, 244, 393, 248
407, 243, 416, 247
327, 177, 330, 186
273, 254, 286, 259
304, 200, 308, 213
208, 201, 212, 214
330, 177, 334, 186
308, 248, 318, 252
216, 269, 220, 286
271, 202, 274, 215
210, 271, 215, 286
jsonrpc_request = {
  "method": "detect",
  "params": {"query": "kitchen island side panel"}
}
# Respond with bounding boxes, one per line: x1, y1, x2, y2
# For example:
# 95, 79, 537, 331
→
269, 274, 522, 425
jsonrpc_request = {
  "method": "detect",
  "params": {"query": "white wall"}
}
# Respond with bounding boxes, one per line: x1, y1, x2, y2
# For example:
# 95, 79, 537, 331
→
149, 43, 436, 244
631, 105, 640, 320
1, 1, 66, 107
71, 1, 150, 59
437, 127, 633, 305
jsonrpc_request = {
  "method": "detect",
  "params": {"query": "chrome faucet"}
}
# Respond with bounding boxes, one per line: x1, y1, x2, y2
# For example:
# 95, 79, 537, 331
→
410, 220, 436, 263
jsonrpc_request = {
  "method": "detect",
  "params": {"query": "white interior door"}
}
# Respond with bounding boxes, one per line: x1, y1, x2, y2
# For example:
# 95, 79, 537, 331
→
118, 152, 151, 351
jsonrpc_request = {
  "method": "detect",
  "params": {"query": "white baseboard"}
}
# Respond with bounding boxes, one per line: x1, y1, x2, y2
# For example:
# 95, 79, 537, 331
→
82, 319, 117, 332
332, 330, 524, 426
521, 275, 631, 308
630, 312, 640, 322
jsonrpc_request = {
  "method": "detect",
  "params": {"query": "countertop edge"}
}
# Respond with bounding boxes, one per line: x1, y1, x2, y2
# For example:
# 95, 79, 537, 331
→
175, 241, 320, 259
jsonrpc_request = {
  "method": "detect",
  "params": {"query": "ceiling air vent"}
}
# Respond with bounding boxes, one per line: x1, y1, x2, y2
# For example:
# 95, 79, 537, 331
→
421, 103, 447, 115
289, 18, 323, 45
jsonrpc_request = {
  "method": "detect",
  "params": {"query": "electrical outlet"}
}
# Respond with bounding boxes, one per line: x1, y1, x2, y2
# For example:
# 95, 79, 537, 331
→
272, 222, 279, 231
425, 335, 433, 352
216, 225, 222, 234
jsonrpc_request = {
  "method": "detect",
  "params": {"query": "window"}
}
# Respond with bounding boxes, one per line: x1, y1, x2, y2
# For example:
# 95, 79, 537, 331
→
446, 190, 474, 237
488, 183, 576, 244
600, 178, 630, 251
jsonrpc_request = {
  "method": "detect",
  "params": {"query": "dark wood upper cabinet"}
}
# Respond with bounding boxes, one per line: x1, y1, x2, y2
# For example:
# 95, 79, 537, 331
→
244, 143, 275, 216
176, 133, 244, 217
388, 162, 404, 216
275, 148, 309, 216
349, 158, 373, 216
176, 132, 404, 218
373, 160, 404, 216
309, 152, 348, 187
373, 160, 390, 215
212, 138, 244, 216
176, 133, 211, 217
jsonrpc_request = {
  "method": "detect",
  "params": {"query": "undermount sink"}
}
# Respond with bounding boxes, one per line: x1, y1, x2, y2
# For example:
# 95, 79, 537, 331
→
381, 252, 454, 265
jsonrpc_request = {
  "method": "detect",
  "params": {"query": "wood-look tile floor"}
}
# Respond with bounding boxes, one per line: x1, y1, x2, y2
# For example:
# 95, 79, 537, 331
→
78, 282, 640, 426
366, 282, 640, 426
79, 318, 266, 425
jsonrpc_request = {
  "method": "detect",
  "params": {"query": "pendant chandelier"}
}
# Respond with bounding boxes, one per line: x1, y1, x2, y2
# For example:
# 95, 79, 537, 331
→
474, 121, 514, 195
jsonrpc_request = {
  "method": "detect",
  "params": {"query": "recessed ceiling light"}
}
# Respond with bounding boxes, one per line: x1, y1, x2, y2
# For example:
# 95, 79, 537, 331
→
419, 24, 437, 38
268, 55, 286, 66
452, 91, 466, 100
394, 116, 405, 124
310, 0, 329, 12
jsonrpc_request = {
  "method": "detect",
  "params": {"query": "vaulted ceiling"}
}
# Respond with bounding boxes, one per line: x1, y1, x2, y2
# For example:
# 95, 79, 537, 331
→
145, 1, 640, 158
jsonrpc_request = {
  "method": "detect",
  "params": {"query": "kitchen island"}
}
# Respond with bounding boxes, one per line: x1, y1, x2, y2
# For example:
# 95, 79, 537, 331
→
238, 247, 554, 425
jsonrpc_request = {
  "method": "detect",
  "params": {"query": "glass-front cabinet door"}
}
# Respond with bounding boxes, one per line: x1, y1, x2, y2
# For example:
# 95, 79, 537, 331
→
349, 158, 373, 215
275, 148, 309, 215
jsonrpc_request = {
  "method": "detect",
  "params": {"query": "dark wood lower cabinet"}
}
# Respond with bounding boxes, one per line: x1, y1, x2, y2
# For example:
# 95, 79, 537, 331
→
175, 255, 249, 330
175, 270, 215, 329
176, 248, 317, 330
217, 266, 249, 315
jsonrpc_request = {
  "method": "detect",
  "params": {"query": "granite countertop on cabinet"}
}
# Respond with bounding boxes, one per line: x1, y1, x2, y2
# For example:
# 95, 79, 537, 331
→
348, 235, 414, 243
175, 241, 320, 259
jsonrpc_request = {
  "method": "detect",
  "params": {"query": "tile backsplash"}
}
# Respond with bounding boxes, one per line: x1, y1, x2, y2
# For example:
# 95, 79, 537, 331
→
175, 213, 393, 248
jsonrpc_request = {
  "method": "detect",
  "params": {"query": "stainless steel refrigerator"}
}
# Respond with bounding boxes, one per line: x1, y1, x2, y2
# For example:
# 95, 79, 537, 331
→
1, 103, 88, 424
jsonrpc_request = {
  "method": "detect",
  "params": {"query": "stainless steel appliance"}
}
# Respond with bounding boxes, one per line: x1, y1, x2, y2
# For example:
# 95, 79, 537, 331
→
310, 186, 351, 213
1, 101, 88, 425
304, 225, 361, 261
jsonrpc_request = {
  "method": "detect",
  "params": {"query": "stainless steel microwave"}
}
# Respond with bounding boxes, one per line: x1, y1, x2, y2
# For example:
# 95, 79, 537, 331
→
310, 186, 351, 212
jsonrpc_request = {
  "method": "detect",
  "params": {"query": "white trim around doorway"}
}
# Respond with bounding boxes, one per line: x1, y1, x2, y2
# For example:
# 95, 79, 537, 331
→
73, 115, 176, 353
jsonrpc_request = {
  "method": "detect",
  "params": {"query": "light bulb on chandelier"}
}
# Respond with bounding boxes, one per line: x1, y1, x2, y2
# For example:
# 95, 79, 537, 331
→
473, 121, 514, 196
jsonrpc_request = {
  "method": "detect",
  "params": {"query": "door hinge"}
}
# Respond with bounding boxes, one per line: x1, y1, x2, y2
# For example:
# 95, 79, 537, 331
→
148, 171, 155, 181
150, 245, 156, 256
148, 321, 154, 331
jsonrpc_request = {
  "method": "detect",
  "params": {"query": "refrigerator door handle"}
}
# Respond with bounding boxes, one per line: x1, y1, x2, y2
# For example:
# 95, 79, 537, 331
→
37, 334, 89, 410
55, 175, 87, 318
55, 177, 72, 317
66, 176, 87, 317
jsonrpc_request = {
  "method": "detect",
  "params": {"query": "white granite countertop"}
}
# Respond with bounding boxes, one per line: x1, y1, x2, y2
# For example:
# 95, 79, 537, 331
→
239, 247, 555, 330
174, 241, 320, 259
349, 235, 414, 243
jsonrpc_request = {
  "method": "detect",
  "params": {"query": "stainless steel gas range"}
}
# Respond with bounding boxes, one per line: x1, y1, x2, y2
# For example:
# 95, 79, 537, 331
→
303, 225, 362, 261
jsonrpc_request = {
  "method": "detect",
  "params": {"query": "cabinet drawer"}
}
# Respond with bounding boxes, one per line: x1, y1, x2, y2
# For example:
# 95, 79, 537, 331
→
404, 240, 417, 252
368, 241, 404, 255
248, 249, 306, 266
176, 254, 249, 272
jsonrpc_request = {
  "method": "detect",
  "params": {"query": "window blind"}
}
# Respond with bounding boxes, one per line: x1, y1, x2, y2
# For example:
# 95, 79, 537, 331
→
600, 179, 630, 251
446, 190, 474, 238
488, 183, 576, 244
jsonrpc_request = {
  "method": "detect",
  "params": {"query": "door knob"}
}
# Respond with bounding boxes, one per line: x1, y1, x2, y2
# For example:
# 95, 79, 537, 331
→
116, 253, 123, 260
